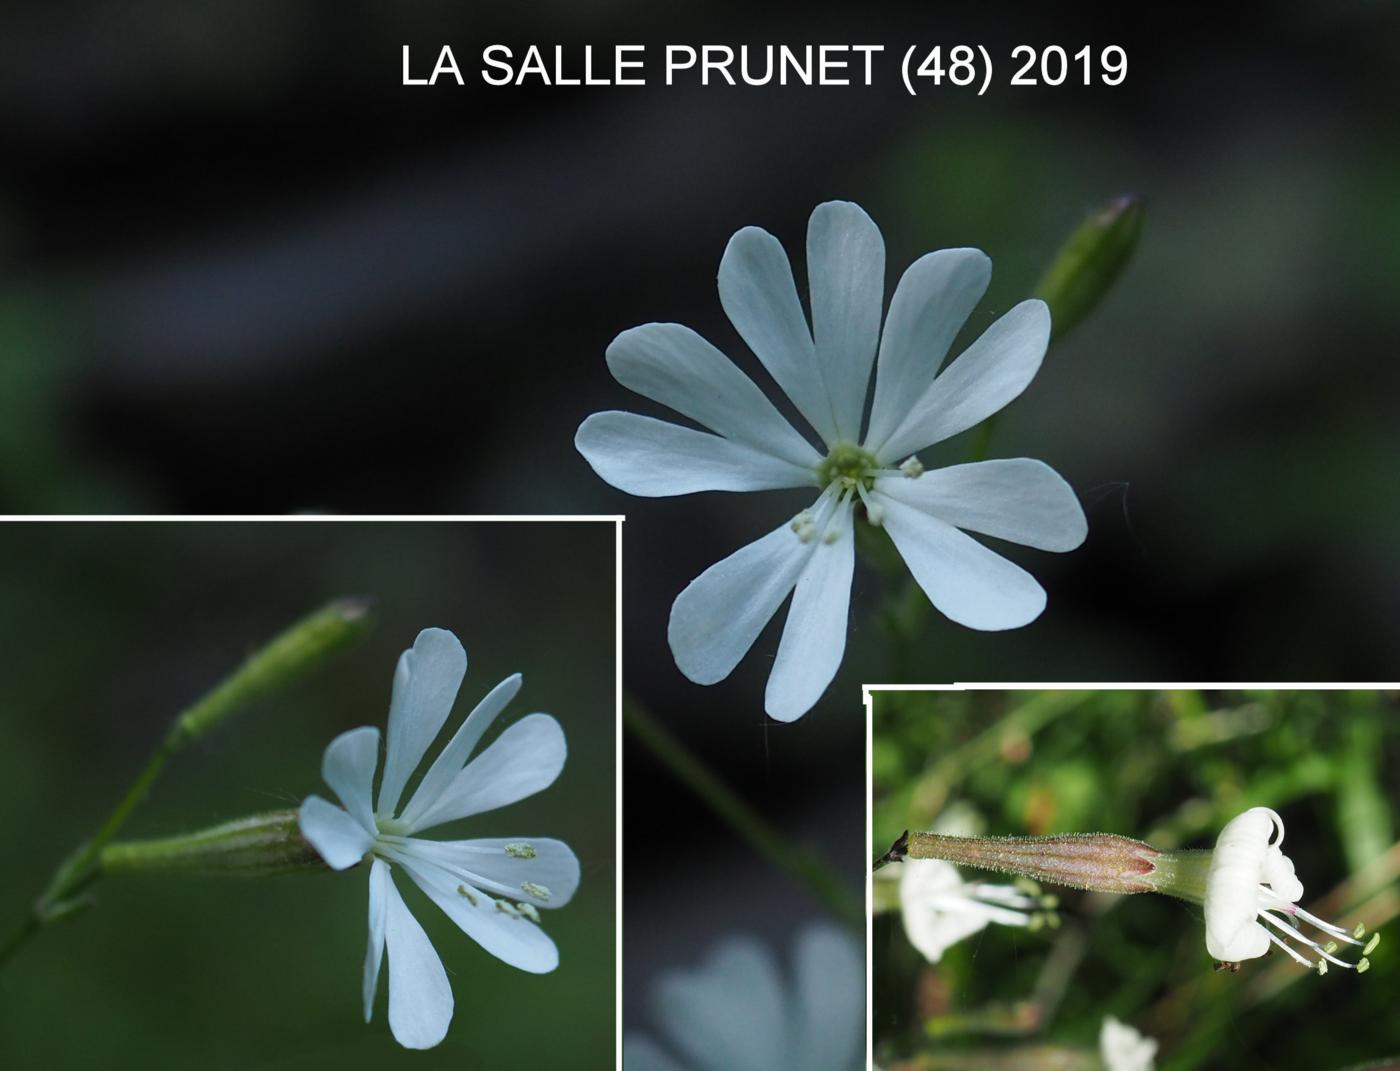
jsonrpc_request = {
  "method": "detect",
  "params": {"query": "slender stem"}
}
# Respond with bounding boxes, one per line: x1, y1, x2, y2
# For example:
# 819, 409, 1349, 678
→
0, 916, 41, 969
0, 599, 373, 972
624, 697, 863, 934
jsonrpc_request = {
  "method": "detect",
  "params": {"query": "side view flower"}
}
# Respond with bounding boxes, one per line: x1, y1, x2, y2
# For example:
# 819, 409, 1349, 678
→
576, 200, 1086, 720
298, 627, 579, 1049
1203, 806, 1376, 973
879, 857, 1057, 963
1100, 1016, 1158, 1071
625, 925, 864, 1071
877, 805, 1379, 975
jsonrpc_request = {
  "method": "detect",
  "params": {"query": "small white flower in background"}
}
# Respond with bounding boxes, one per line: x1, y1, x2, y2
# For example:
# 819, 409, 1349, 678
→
887, 858, 1057, 963
298, 628, 579, 1050
1203, 806, 1376, 973
624, 925, 863, 1071
576, 200, 1086, 721
1099, 1015, 1157, 1071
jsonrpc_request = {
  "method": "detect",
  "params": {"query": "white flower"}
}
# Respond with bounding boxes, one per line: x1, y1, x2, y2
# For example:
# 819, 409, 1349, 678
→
890, 858, 1055, 963
298, 628, 579, 1049
624, 925, 863, 1071
576, 201, 1086, 721
1204, 806, 1376, 972
1099, 1015, 1157, 1071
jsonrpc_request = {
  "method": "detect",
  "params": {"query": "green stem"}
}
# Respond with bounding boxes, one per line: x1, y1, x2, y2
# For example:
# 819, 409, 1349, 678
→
624, 697, 863, 934
0, 599, 373, 972
0, 916, 41, 968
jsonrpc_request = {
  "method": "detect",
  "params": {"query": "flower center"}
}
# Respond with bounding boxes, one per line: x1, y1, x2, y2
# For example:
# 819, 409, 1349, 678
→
375, 816, 412, 837
816, 442, 880, 493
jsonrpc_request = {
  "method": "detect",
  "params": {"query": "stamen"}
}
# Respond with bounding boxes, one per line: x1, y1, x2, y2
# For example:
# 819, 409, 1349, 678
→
1258, 907, 1373, 971
456, 884, 479, 907
521, 881, 551, 901
1261, 925, 1314, 967
853, 481, 885, 526
504, 842, 536, 859
516, 902, 541, 923
899, 455, 925, 478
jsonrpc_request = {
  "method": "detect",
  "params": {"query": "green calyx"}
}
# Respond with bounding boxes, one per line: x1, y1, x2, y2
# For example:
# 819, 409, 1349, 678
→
816, 442, 879, 493
99, 810, 327, 878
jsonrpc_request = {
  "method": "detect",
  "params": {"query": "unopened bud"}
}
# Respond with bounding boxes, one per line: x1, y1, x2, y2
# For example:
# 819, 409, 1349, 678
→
1034, 194, 1145, 343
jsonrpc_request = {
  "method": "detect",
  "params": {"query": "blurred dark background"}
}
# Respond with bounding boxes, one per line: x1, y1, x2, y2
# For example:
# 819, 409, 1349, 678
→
0, 521, 615, 1069
3, 0, 1399, 1054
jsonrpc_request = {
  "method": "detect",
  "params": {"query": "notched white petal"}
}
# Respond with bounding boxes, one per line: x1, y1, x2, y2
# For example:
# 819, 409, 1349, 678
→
378, 628, 467, 819
877, 298, 1050, 462
399, 672, 523, 829
321, 725, 381, 834
298, 794, 374, 870
396, 855, 561, 974
764, 503, 855, 721
668, 519, 813, 686
605, 323, 820, 470
880, 495, 1048, 630
407, 713, 567, 831
807, 200, 885, 443
576, 411, 817, 497
875, 458, 1087, 552
382, 868, 454, 1049
866, 247, 992, 453
719, 224, 839, 447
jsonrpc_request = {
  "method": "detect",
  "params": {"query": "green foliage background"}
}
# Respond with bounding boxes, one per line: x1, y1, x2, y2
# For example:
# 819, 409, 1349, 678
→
873, 689, 1400, 1071
0, 521, 616, 1069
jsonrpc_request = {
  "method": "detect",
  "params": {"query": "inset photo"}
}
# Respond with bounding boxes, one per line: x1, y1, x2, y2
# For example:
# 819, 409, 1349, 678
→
869, 687, 1398, 1071
0, 518, 618, 1069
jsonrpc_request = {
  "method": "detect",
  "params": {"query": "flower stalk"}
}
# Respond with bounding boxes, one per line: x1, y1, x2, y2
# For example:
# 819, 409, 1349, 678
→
0, 598, 374, 971
625, 696, 863, 934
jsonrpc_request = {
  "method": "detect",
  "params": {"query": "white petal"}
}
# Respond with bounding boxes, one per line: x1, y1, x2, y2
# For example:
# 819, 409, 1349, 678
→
364, 857, 391, 1022
392, 852, 560, 974
719, 224, 839, 446
298, 795, 373, 870
623, 1036, 688, 1071
576, 411, 816, 496
668, 519, 814, 686
654, 937, 787, 1071
807, 201, 885, 442
390, 836, 580, 908
879, 495, 1047, 630
407, 713, 566, 832
1100, 1016, 1159, 1071
377, 628, 467, 818
382, 866, 454, 1049
864, 248, 991, 453
1204, 807, 1279, 962
764, 503, 855, 721
899, 859, 991, 963
788, 925, 865, 1071
874, 459, 1086, 552
605, 323, 821, 469
398, 673, 522, 830
876, 299, 1051, 463
321, 726, 380, 833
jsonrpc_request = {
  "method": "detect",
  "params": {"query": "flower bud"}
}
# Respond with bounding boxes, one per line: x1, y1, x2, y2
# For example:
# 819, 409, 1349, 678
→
172, 597, 374, 746
1034, 194, 1145, 342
